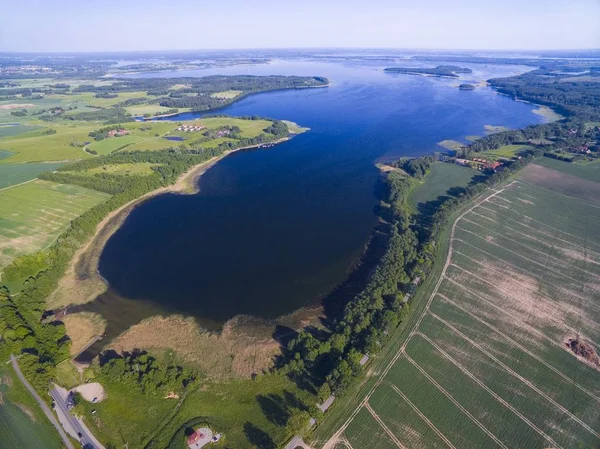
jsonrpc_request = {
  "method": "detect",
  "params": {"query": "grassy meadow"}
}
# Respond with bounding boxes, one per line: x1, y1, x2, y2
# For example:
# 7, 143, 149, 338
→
78, 371, 314, 449
0, 179, 109, 271
313, 160, 600, 449
0, 123, 96, 163
476, 144, 533, 161
407, 162, 479, 213
86, 134, 144, 155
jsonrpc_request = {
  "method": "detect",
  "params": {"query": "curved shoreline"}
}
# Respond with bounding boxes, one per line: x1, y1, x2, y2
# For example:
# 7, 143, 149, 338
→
48, 136, 292, 310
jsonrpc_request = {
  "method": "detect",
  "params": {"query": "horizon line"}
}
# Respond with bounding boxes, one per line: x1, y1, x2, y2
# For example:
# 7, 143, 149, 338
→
1, 46, 600, 55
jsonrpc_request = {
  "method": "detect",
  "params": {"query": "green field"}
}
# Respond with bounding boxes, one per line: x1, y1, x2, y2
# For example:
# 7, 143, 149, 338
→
536, 156, 600, 182
86, 135, 144, 155
210, 90, 243, 99
476, 144, 533, 161
0, 367, 63, 449
126, 104, 185, 116
81, 162, 159, 176
0, 123, 96, 163
0, 179, 110, 271
0, 163, 64, 189
408, 162, 479, 213
0, 125, 41, 138
313, 160, 600, 449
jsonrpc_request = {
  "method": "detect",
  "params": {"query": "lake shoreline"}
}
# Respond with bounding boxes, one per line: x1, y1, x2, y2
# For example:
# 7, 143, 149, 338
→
48, 135, 293, 310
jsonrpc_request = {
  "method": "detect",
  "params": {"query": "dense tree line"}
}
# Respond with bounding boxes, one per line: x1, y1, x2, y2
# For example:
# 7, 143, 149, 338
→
73, 75, 328, 95
281, 170, 419, 397
94, 92, 118, 99
392, 155, 434, 177
99, 352, 196, 396
384, 65, 472, 77
0, 288, 69, 392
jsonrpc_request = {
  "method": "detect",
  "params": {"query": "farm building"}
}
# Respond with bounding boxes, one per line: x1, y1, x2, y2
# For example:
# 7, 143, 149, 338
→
186, 428, 221, 449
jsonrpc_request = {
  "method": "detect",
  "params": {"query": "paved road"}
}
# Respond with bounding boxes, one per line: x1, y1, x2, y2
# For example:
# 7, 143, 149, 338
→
51, 384, 106, 449
10, 354, 75, 449
285, 435, 313, 449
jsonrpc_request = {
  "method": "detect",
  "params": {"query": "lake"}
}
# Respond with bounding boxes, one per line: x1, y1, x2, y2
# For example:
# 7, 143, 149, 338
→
93, 58, 546, 333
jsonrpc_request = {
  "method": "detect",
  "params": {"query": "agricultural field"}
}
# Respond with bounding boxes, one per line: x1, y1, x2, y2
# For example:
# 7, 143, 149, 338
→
0, 123, 96, 163
0, 162, 64, 189
0, 367, 64, 449
0, 124, 40, 138
86, 134, 144, 155
75, 162, 159, 176
125, 104, 186, 116
315, 160, 600, 449
0, 179, 109, 272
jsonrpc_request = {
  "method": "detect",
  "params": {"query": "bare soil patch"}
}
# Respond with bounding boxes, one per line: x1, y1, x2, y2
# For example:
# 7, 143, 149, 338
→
519, 164, 600, 205
564, 336, 600, 370
16, 403, 36, 421
0, 103, 35, 110
72, 382, 106, 402
518, 198, 535, 206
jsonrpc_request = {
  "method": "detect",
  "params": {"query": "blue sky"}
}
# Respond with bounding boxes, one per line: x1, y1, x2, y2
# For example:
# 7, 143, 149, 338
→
1, 0, 599, 52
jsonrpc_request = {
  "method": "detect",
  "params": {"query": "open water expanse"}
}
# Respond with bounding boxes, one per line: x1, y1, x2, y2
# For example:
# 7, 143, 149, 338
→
91, 58, 546, 333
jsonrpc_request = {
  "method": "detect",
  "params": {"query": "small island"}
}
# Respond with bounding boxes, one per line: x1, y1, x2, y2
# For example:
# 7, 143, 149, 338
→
458, 83, 476, 90
384, 65, 473, 78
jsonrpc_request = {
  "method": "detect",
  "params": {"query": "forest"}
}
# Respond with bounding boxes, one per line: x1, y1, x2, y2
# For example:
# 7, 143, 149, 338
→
384, 65, 472, 77
489, 68, 600, 119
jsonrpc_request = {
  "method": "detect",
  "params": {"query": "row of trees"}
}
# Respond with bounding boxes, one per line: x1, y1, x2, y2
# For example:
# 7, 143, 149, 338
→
282, 169, 419, 398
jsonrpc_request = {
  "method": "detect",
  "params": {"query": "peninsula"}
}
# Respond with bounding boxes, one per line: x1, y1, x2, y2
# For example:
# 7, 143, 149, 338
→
384, 64, 473, 77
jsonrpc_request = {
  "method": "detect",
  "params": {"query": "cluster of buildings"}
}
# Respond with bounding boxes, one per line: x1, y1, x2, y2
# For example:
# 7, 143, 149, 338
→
214, 129, 231, 137
107, 128, 129, 137
570, 145, 592, 155
442, 155, 505, 172
0, 65, 52, 75
177, 124, 206, 132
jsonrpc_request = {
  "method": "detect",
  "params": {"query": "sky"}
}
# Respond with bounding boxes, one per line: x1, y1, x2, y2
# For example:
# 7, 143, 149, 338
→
1, 0, 599, 52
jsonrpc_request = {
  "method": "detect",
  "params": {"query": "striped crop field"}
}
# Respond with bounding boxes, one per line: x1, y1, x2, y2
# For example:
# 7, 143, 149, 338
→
316, 161, 600, 449
0, 179, 110, 271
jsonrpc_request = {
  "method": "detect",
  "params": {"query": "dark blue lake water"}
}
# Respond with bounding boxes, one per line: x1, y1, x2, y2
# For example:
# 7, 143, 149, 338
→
97, 59, 545, 329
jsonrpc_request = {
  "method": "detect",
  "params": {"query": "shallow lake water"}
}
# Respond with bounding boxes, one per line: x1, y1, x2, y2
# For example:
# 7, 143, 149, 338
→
83, 58, 545, 345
